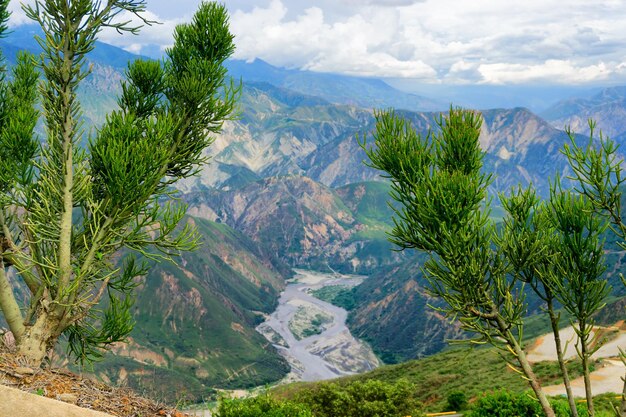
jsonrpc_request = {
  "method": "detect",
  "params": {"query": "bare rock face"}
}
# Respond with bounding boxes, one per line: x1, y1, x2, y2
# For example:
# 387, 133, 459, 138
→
186, 176, 407, 274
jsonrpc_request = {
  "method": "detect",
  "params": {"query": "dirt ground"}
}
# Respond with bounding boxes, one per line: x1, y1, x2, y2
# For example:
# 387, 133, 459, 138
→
527, 325, 625, 397
527, 325, 626, 362
543, 359, 625, 396
0, 335, 189, 417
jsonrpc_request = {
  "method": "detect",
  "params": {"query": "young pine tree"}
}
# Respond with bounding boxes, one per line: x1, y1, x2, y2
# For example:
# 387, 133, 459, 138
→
563, 122, 626, 417
0, 0, 238, 365
362, 108, 612, 417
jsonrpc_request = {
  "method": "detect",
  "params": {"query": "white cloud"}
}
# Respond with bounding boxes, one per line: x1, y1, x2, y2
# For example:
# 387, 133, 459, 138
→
231, 0, 437, 79
98, 10, 182, 54
8, 0, 35, 26
9, 0, 626, 85
477, 60, 613, 85
225, 0, 626, 84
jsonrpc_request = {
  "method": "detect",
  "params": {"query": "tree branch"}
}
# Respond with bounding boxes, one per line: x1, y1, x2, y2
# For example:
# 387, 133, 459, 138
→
0, 210, 39, 293
0, 267, 24, 342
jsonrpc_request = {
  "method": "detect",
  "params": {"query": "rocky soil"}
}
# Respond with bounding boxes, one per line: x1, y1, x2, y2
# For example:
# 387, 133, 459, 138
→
0, 334, 189, 417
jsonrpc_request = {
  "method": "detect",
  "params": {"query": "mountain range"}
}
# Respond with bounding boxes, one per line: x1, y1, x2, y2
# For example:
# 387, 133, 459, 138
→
1, 26, 625, 402
543, 86, 626, 143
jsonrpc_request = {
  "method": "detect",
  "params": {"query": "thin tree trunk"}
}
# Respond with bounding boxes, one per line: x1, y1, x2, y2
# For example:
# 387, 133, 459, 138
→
547, 298, 578, 417
619, 375, 626, 417
580, 323, 595, 417
497, 316, 555, 417
0, 268, 24, 343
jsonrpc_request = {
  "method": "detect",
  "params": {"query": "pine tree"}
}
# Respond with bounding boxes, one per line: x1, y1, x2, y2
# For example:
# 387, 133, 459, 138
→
361, 108, 612, 417
0, 0, 238, 365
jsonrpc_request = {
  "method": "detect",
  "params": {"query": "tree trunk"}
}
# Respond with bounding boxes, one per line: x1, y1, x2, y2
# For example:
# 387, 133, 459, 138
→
16, 312, 61, 366
580, 325, 595, 417
547, 299, 578, 417
0, 268, 24, 343
619, 375, 626, 417
498, 316, 555, 417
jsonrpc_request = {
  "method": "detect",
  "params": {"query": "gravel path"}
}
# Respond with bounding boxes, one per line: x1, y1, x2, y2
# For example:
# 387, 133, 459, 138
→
527, 326, 626, 362
527, 325, 626, 396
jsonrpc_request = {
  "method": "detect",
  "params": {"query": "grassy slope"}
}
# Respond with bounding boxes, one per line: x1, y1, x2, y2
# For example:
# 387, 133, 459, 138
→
273, 346, 590, 412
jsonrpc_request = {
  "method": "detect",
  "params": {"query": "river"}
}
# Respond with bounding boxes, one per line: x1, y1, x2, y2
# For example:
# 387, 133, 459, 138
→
187, 269, 380, 416
256, 269, 380, 382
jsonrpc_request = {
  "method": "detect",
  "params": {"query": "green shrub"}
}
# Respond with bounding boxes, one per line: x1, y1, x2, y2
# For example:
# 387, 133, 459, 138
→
445, 390, 468, 411
467, 390, 542, 417
592, 393, 622, 416
217, 394, 312, 417
296, 379, 423, 417
468, 390, 600, 417
549, 398, 588, 417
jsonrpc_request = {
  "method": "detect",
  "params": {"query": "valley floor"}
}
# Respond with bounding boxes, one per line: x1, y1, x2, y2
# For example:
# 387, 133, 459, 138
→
256, 269, 379, 382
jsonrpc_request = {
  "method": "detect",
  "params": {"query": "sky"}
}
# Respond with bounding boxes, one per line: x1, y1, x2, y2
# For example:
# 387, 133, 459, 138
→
8, 0, 626, 87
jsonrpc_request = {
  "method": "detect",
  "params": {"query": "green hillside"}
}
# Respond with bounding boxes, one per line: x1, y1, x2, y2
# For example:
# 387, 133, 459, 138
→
273, 346, 590, 412
90, 217, 290, 402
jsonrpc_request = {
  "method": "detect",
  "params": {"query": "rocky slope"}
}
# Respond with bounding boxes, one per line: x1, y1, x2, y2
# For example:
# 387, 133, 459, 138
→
345, 256, 464, 364
304, 107, 586, 196
177, 82, 374, 192
187, 94, 588, 197
185, 178, 406, 274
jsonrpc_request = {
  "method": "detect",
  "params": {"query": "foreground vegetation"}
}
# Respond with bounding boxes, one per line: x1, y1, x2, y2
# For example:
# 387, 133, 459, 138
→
272, 346, 593, 412
219, 380, 424, 417
359, 107, 626, 416
216, 385, 621, 417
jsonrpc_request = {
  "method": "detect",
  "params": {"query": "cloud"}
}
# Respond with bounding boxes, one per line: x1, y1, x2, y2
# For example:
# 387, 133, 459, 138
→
8, 0, 35, 26
231, 0, 437, 79
9, 0, 626, 85
226, 0, 626, 84
98, 10, 183, 55
338, 0, 425, 6
477, 60, 613, 84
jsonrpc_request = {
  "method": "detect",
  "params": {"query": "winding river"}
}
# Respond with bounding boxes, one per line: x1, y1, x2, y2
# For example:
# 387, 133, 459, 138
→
256, 269, 380, 382
187, 270, 381, 416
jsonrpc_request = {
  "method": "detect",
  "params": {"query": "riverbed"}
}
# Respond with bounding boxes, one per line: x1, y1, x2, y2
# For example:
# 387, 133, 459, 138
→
256, 269, 380, 382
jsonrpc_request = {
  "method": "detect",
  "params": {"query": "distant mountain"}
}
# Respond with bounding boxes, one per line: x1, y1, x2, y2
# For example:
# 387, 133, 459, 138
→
183, 85, 587, 197
176, 82, 375, 192
301, 107, 585, 196
542, 86, 626, 140
226, 58, 445, 112
1, 24, 141, 69
479, 107, 585, 196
